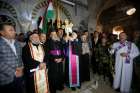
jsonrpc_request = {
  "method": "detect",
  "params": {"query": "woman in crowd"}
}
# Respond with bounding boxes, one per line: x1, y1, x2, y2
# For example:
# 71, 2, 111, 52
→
96, 37, 114, 84
80, 34, 90, 82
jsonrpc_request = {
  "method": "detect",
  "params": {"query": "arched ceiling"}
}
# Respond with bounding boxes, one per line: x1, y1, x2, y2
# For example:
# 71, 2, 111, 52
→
95, 0, 140, 33
1, 0, 139, 33
87, 0, 121, 25
98, 0, 140, 25
0, 0, 75, 32
0, 1, 17, 19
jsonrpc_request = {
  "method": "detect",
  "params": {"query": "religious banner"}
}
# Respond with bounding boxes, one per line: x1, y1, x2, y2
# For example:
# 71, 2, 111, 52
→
34, 69, 50, 93
69, 43, 80, 87
29, 43, 50, 93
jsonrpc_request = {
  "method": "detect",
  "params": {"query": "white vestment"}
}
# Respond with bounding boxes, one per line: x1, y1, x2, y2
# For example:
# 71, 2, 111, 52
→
111, 41, 139, 93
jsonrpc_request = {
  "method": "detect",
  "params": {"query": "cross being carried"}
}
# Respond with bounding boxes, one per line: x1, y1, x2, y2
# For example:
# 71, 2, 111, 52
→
63, 19, 73, 36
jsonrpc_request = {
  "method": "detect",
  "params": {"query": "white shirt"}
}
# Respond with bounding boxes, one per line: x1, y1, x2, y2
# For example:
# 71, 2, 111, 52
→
82, 42, 90, 54
2, 37, 17, 56
94, 37, 98, 44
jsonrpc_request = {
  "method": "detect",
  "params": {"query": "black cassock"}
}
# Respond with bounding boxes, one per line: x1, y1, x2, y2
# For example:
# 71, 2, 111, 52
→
47, 39, 64, 93
22, 44, 47, 93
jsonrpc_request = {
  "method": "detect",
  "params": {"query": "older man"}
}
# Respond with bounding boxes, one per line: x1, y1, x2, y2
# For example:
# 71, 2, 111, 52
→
47, 30, 65, 93
111, 32, 139, 93
39, 33, 47, 51
0, 23, 24, 93
22, 32, 49, 93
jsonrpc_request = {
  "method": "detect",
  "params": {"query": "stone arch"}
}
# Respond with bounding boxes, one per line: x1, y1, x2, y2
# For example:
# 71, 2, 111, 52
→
54, 0, 72, 20
96, 0, 121, 25
31, 0, 48, 19
31, 0, 72, 20
0, 1, 21, 33
0, 15, 15, 25
0, 1, 18, 19
0, 11, 21, 33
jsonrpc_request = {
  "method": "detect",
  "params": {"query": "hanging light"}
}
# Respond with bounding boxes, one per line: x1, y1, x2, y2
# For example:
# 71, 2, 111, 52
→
116, 0, 136, 16
126, 7, 136, 15
125, 0, 136, 16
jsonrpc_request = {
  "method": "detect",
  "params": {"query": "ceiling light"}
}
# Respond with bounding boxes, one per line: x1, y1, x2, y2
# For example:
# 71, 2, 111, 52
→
126, 7, 136, 15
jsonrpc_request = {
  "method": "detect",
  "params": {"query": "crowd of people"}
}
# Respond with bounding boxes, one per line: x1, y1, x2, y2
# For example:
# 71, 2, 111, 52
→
0, 22, 140, 93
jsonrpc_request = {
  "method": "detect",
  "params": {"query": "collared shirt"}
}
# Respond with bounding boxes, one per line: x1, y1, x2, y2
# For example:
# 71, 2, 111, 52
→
1, 37, 17, 55
94, 37, 99, 45
82, 42, 90, 54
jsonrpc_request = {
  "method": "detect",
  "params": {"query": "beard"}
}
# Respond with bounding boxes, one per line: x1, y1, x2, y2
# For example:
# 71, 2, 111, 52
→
40, 40, 46, 44
51, 36, 60, 41
31, 40, 40, 45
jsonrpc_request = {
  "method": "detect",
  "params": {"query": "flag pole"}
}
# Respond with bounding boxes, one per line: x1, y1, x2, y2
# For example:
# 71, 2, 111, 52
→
55, 0, 60, 28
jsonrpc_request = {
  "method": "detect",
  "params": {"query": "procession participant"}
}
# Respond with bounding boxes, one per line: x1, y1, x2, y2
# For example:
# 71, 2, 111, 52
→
22, 31, 49, 93
47, 30, 65, 93
111, 32, 139, 93
57, 28, 64, 40
64, 31, 81, 90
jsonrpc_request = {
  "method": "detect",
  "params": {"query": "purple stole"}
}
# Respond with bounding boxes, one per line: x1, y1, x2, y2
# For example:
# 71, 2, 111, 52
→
49, 50, 62, 56
115, 41, 132, 64
68, 42, 80, 87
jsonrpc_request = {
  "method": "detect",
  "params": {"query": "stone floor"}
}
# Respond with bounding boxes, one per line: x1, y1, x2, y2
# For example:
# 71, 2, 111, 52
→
56, 73, 118, 93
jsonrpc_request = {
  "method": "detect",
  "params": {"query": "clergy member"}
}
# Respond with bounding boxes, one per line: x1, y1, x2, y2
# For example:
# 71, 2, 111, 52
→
64, 31, 81, 90
22, 31, 49, 93
111, 32, 139, 93
47, 30, 64, 93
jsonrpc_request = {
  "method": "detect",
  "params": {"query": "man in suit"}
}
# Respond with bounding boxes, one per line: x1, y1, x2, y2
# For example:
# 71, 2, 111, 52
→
91, 31, 100, 74
0, 23, 24, 93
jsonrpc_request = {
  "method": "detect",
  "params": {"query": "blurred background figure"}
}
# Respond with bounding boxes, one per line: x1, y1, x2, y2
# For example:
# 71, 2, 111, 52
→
17, 33, 26, 47
80, 34, 90, 82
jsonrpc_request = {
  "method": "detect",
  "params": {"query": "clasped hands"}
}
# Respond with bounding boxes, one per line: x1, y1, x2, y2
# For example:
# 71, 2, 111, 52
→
120, 52, 128, 57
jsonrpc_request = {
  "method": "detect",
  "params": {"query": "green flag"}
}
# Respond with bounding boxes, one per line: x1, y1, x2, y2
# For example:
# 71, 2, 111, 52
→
39, 0, 54, 33
47, 0, 54, 19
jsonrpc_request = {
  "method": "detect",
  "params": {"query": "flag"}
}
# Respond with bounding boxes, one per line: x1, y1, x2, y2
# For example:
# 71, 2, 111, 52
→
47, 0, 54, 20
39, 0, 54, 33
39, 16, 43, 29
38, 16, 48, 33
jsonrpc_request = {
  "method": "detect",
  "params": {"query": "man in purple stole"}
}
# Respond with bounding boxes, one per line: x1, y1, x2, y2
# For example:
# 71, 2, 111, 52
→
111, 32, 139, 93
47, 31, 65, 93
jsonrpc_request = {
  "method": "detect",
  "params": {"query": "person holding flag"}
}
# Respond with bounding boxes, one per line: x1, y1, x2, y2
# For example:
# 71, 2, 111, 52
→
38, 0, 54, 34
